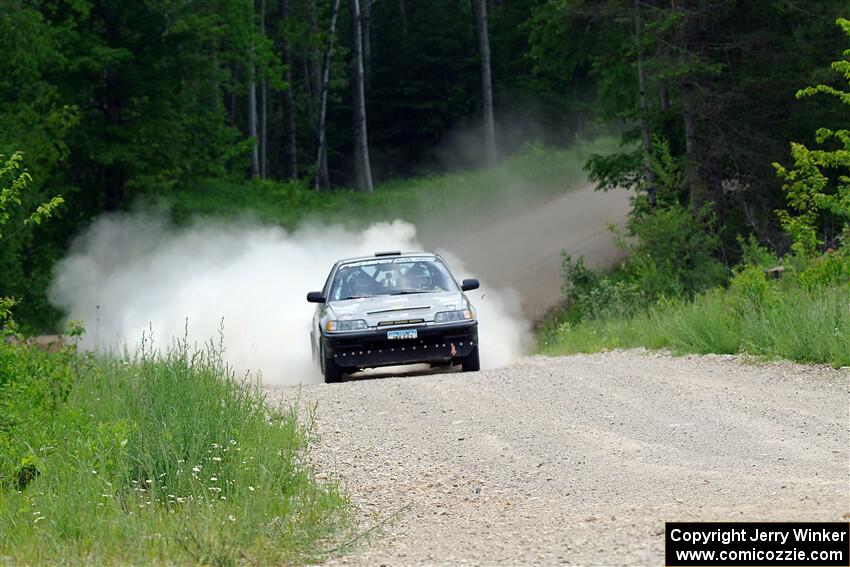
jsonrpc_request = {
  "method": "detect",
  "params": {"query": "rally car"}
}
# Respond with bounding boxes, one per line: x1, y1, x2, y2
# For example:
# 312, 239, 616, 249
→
307, 251, 480, 382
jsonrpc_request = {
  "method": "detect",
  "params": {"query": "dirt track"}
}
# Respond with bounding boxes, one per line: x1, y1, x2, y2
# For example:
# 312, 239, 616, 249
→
270, 350, 850, 565
422, 183, 632, 320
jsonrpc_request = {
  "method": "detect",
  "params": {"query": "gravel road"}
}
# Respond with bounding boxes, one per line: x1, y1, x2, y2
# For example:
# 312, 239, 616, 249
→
269, 350, 850, 565
421, 184, 631, 321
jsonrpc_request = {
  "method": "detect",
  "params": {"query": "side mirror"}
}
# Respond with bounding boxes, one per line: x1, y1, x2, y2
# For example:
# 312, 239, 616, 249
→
461, 278, 480, 292
306, 291, 326, 303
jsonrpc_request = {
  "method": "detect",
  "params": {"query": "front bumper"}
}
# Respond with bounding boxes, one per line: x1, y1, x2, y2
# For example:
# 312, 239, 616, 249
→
322, 321, 478, 369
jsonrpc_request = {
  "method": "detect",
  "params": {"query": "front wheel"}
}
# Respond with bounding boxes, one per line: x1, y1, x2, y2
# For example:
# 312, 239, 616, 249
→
461, 345, 480, 372
321, 345, 344, 383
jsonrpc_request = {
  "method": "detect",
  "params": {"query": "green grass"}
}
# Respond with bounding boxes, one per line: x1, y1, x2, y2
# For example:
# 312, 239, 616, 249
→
538, 284, 850, 368
149, 137, 619, 230
0, 336, 348, 565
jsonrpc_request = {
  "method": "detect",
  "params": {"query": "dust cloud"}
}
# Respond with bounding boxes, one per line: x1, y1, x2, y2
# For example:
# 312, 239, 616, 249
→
48, 213, 530, 385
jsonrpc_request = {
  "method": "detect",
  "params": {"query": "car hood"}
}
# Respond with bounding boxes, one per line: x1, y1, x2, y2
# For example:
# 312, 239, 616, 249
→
328, 291, 467, 327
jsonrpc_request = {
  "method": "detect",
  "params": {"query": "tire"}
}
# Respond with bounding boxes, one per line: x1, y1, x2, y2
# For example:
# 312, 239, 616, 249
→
321, 345, 344, 383
461, 345, 480, 372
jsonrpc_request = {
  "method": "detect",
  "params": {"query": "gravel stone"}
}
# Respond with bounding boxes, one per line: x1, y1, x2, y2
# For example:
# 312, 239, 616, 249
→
267, 349, 850, 565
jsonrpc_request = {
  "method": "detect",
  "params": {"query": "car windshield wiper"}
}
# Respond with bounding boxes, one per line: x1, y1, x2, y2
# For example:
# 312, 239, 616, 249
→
391, 290, 431, 295
340, 295, 371, 300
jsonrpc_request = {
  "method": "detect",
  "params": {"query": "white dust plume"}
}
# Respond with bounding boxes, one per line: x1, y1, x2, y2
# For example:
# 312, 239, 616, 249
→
48, 214, 529, 385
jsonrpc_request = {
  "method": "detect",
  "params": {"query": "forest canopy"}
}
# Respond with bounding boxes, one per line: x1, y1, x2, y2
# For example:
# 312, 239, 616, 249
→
1, 0, 849, 329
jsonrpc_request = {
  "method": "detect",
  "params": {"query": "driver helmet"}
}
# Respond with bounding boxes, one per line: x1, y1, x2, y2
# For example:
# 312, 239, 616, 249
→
404, 263, 432, 290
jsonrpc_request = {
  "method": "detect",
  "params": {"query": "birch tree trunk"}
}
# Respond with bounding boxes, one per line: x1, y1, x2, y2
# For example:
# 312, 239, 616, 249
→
279, 0, 298, 179
398, 0, 407, 36
362, 0, 371, 87
314, 0, 342, 190
681, 80, 707, 214
349, 0, 373, 192
307, 0, 322, 115
259, 0, 267, 179
634, 0, 655, 206
229, 65, 238, 126
474, 0, 496, 165
659, 82, 670, 111
249, 65, 260, 178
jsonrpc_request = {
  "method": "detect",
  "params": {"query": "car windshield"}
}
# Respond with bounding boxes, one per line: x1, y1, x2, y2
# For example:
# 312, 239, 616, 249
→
329, 257, 458, 301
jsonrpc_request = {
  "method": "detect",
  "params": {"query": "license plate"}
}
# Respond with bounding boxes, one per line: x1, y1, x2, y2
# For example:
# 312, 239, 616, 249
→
387, 329, 418, 340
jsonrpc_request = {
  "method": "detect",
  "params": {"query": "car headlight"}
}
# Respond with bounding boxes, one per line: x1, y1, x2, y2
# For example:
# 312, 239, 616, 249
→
433, 309, 473, 323
326, 319, 368, 332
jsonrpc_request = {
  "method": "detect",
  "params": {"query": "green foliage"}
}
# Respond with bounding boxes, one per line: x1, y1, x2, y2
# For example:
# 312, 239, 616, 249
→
0, 152, 64, 330
792, 247, 850, 290
584, 148, 644, 192
560, 254, 645, 321
623, 137, 726, 298
534, 0, 848, 255
725, 265, 773, 317
618, 202, 726, 299
738, 235, 779, 268
0, 297, 15, 330
560, 254, 599, 301
543, 226, 850, 368
0, 152, 64, 241
561, 136, 725, 329
0, 337, 348, 564
774, 18, 850, 256
774, 141, 841, 256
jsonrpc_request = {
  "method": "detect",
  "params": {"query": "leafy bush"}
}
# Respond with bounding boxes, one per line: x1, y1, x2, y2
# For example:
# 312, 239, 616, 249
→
773, 18, 850, 257
560, 201, 726, 324
792, 247, 850, 289
624, 205, 725, 297
0, 152, 64, 331
726, 265, 772, 316
560, 254, 646, 321
560, 133, 727, 329
738, 235, 779, 268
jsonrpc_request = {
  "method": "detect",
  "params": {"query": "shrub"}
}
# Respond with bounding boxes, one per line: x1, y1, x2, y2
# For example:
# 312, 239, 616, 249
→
726, 265, 772, 316
792, 247, 850, 290
620, 202, 726, 299
738, 234, 780, 268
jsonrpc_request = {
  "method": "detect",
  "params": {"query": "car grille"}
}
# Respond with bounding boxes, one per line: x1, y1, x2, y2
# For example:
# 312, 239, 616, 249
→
376, 319, 425, 327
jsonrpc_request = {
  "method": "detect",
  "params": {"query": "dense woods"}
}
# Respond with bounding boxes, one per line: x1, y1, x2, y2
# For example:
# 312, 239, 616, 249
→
1, 0, 849, 329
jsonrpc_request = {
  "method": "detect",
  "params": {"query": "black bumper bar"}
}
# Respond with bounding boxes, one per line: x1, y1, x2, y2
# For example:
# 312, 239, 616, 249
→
322, 321, 478, 369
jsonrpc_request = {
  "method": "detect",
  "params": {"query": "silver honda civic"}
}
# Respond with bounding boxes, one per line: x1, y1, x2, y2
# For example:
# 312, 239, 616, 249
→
307, 251, 480, 382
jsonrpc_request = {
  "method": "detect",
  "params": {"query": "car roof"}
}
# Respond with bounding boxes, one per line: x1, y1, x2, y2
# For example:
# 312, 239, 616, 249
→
333, 252, 439, 268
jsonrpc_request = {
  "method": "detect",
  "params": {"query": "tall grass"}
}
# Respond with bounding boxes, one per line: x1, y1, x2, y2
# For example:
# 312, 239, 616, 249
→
0, 336, 347, 565
538, 284, 850, 368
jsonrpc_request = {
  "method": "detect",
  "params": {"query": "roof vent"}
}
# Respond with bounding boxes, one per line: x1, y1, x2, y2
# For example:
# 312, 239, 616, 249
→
374, 251, 402, 257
